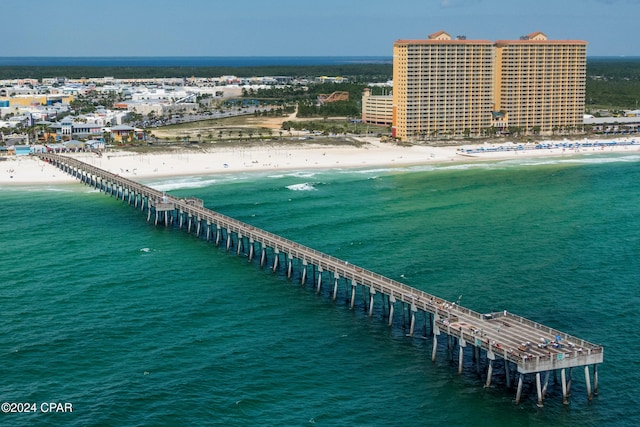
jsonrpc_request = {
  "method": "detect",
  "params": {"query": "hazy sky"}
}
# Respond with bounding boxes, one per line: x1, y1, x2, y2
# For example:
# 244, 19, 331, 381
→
1, 0, 638, 57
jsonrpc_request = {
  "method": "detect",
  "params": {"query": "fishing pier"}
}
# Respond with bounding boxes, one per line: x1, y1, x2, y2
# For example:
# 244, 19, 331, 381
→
37, 152, 604, 407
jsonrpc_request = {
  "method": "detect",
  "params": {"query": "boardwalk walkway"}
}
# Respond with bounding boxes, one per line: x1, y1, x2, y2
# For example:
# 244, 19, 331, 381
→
36, 152, 604, 406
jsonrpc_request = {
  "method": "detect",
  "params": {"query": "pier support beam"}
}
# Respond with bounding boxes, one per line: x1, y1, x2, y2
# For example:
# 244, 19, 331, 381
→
585, 365, 592, 401
226, 230, 232, 252
408, 307, 416, 337
431, 332, 438, 362
260, 247, 267, 268
485, 360, 494, 388
287, 256, 293, 279
300, 261, 307, 284
236, 234, 243, 255
368, 288, 375, 317
388, 296, 395, 326
272, 250, 279, 272
484, 349, 496, 388
504, 358, 511, 388
316, 269, 323, 294
561, 368, 569, 405
248, 239, 255, 261
458, 338, 466, 375
515, 374, 524, 404
536, 372, 544, 407
431, 314, 441, 362
332, 276, 339, 301
542, 371, 550, 398
350, 281, 357, 309
568, 368, 573, 397
594, 364, 599, 396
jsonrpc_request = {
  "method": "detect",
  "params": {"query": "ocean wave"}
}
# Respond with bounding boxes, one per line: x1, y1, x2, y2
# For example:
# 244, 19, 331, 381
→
498, 154, 640, 168
436, 162, 498, 171
286, 183, 317, 191
148, 177, 222, 191
0, 185, 77, 194
287, 171, 318, 179
561, 154, 640, 164
36, 187, 75, 193
348, 167, 403, 175
432, 153, 640, 171
267, 171, 317, 179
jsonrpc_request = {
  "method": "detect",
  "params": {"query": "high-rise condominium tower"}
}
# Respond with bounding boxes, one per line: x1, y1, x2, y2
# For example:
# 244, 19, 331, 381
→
392, 31, 587, 141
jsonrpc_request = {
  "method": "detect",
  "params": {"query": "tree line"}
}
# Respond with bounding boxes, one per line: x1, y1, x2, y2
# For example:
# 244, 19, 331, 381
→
586, 57, 640, 110
243, 82, 366, 118
3, 58, 640, 110
0, 64, 393, 82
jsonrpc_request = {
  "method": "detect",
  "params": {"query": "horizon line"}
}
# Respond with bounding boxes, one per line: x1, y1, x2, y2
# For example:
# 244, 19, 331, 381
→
0, 55, 392, 58
0, 54, 633, 59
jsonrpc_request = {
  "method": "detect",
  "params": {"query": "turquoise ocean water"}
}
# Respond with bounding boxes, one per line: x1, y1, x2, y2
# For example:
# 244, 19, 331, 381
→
1, 152, 639, 426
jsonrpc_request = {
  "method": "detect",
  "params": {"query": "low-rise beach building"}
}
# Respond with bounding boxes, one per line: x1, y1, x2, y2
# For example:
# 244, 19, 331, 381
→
361, 88, 393, 126
109, 125, 144, 143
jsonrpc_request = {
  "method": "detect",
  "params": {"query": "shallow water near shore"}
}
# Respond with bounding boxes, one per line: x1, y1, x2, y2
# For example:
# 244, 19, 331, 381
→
0, 153, 638, 426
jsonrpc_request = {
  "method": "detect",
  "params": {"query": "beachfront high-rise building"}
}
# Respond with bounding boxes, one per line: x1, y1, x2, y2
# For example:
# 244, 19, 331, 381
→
392, 31, 494, 141
392, 31, 587, 141
493, 32, 587, 135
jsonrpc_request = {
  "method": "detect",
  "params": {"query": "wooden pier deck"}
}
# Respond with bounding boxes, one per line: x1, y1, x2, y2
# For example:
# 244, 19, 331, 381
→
37, 152, 604, 406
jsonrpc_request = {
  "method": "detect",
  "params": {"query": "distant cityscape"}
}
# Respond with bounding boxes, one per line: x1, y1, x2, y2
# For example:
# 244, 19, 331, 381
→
0, 73, 357, 150
2, 33, 640, 153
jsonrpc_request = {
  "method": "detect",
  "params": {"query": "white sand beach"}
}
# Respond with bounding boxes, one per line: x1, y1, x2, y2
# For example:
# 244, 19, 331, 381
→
1, 137, 639, 186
